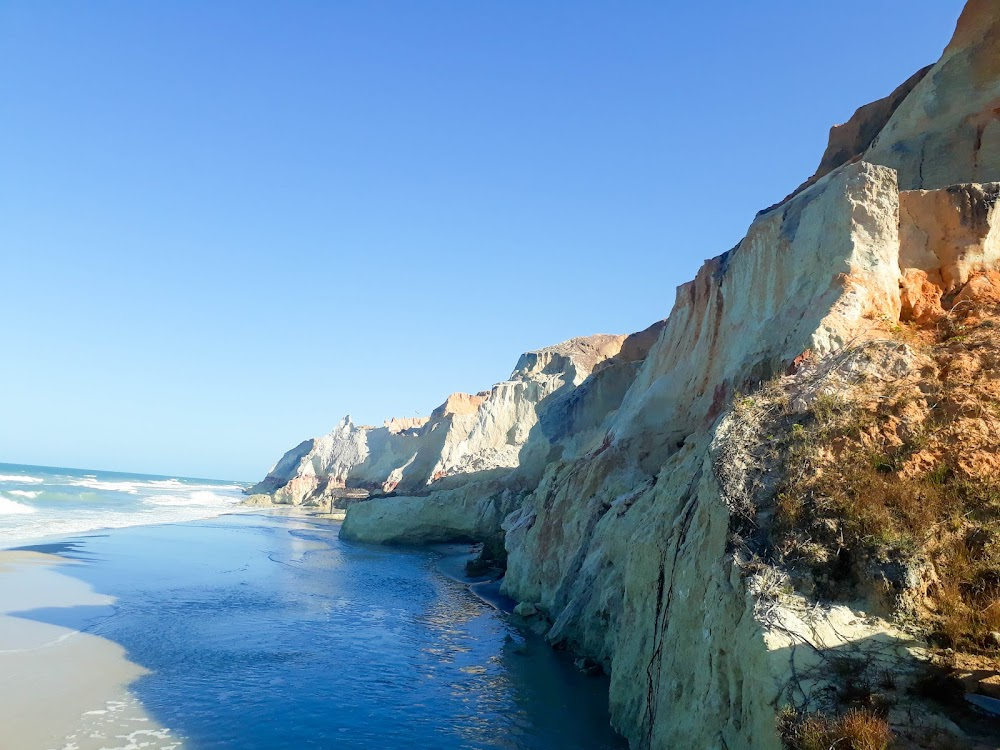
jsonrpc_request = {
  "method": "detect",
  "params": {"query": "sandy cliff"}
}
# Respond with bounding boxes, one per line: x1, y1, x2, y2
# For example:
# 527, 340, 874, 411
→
251, 3, 1000, 747
247, 333, 636, 516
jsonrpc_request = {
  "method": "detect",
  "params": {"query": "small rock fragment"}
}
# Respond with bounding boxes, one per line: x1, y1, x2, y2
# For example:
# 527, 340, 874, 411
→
513, 601, 538, 618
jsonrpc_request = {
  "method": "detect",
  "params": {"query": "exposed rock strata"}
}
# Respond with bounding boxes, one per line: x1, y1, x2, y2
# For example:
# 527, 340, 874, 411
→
865, 0, 1000, 190
251, 3, 1000, 748
497, 174, 1000, 749
248, 333, 632, 510
900, 183, 1000, 290
500, 161, 913, 749
770, 65, 932, 210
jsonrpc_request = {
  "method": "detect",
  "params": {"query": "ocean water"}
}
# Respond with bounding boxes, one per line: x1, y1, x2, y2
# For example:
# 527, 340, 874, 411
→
1, 467, 626, 749
0, 463, 247, 547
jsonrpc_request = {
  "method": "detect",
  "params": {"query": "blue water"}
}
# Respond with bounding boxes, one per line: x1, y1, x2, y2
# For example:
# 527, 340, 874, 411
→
0, 462, 247, 546
2, 466, 625, 749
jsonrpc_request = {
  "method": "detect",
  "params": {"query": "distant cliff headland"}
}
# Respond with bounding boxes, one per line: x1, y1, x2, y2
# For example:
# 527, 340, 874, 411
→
249, 3, 1000, 747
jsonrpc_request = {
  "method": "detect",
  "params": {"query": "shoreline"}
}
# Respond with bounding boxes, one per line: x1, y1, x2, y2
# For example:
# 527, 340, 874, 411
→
429, 541, 518, 613
0, 549, 179, 750
0, 505, 254, 553
0, 509, 625, 750
250, 507, 524, 615
0, 511, 473, 747
0, 509, 288, 750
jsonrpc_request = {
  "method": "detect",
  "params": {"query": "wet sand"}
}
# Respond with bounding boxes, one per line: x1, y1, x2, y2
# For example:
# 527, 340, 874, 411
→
0, 550, 178, 750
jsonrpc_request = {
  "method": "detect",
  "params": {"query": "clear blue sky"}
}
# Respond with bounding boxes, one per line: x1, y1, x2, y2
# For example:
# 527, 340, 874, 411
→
0, 1, 966, 481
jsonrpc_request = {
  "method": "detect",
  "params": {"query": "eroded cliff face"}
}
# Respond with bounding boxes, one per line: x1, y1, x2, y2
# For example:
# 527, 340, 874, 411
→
247, 333, 635, 514
864, 0, 1000, 191
497, 182, 1000, 749
251, 3, 1000, 747
501, 161, 912, 750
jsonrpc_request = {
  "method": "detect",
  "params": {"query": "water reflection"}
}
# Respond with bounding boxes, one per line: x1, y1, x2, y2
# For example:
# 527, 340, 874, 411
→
14, 513, 626, 750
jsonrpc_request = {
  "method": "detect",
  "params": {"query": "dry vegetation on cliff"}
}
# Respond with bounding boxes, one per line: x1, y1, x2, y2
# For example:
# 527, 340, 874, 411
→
772, 296, 1000, 653
721, 286, 1000, 748
780, 707, 893, 750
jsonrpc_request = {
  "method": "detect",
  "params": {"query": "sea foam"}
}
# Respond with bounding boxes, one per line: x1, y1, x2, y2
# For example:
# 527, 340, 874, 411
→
0, 495, 37, 514
0, 474, 44, 484
68, 478, 143, 494
68, 477, 245, 495
0, 466, 249, 548
143, 491, 241, 507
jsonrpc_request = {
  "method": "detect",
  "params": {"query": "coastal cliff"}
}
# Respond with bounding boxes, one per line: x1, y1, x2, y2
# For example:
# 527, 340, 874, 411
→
245, 331, 645, 522
250, 3, 1000, 748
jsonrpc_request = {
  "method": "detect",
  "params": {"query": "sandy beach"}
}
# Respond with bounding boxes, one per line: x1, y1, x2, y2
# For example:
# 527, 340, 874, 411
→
0, 548, 179, 750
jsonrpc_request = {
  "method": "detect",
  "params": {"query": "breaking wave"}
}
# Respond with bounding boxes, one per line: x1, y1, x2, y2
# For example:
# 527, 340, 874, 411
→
0, 466, 249, 548
68, 477, 245, 495
143, 491, 241, 508
0, 496, 37, 515
0, 475, 44, 484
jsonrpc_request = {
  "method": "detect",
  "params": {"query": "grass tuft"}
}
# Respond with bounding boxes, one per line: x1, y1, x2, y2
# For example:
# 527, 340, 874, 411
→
780, 708, 892, 750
